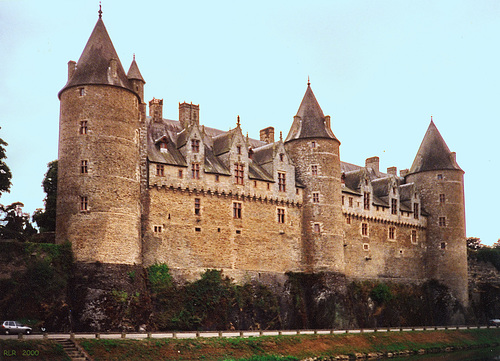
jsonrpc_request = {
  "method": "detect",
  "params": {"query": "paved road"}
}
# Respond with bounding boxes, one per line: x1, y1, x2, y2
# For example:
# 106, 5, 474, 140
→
0, 325, 492, 340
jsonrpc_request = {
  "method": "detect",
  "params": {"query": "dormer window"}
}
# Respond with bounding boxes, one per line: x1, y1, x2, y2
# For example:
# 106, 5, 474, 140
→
234, 163, 244, 185
391, 199, 397, 215
159, 141, 168, 150
191, 139, 200, 153
413, 203, 419, 219
364, 192, 370, 210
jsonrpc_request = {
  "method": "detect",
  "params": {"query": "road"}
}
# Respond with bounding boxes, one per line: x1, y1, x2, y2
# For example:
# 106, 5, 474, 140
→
0, 325, 493, 340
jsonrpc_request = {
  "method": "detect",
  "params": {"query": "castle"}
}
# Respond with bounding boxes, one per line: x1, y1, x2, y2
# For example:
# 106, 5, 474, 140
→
56, 12, 468, 306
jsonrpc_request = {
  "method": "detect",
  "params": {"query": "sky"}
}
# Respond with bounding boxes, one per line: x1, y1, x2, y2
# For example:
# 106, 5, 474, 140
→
0, 0, 499, 245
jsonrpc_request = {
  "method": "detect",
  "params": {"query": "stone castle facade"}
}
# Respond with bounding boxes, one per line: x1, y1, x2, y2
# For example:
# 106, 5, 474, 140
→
56, 14, 469, 305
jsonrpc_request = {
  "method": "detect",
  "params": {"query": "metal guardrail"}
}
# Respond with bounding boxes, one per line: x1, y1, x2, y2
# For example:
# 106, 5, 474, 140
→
3, 324, 498, 341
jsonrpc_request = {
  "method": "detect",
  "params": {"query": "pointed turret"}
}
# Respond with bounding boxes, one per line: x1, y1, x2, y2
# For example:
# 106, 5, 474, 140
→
127, 55, 145, 82
409, 120, 462, 174
128, 55, 146, 104
59, 16, 133, 97
285, 83, 337, 142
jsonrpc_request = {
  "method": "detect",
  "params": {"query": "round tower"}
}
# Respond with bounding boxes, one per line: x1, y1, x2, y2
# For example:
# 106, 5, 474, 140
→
56, 13, 143, 265
284, 83, 344, 273
405, 120, 468, 306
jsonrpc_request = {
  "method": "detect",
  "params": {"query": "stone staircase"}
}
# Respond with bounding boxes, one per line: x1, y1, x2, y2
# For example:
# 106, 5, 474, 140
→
56, 339, 92, 361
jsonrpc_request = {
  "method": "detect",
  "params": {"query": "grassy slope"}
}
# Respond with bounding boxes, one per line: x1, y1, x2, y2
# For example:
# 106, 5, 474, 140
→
1, 329, 498, 361
78, 329, 500, 361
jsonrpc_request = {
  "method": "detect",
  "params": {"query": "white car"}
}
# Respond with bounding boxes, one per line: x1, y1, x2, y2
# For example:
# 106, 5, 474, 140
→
488, 319, 500, 326
1, 321, 32, 335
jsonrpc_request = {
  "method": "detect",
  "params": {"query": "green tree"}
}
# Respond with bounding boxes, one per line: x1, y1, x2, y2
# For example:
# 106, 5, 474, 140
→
467, 237, 482, 250
0, 202, 36, 240
32, 160, 58, 232
0, 130, 12, 196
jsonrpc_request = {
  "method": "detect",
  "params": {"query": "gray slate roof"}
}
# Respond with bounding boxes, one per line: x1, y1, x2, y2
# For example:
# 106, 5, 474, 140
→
409, 120, 463, 174
59, 18, 134, 96
285, 84, 338, 142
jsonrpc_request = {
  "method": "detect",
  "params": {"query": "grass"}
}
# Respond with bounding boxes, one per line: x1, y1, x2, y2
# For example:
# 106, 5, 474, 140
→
2, 329, 499, 361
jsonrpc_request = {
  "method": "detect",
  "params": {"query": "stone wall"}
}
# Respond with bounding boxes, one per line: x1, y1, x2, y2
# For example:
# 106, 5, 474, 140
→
142, 187, 303, 281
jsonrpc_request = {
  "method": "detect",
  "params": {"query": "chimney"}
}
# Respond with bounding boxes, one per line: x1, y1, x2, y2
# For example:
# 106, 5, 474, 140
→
365, 156, 380, 173
68, 61, 77, 80
109, 58, 118, 78
179, 102, 200, 128
260, 127, 275, 144
324, 115, 331, 130
387, 166, 397, 176
149, 98, 163, 123
400, 169, 409, 177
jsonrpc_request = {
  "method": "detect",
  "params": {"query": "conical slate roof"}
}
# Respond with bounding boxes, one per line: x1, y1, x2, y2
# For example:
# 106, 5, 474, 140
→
59, 17, 133, 97
285, 84, 337, 142
409, 120, 463, 174
127, 57, 145, 82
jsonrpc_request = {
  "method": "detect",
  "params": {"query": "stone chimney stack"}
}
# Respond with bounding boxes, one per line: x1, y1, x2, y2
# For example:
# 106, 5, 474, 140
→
260, 127, 275, 144
149, 98, 163, 123
179, 102, 200, 128
324, 115, 331, 130
400, 169, 409, 177
365, 156, 380, 173
68, 61, 77, 80
387, 166, 397, 176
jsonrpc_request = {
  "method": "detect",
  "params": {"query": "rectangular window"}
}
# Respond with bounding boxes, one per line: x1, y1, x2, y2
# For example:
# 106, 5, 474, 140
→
363, 243, 370, 251
236, 145, 242, 155
279, 153, 284, 162
439, 194, 446, 204
391, 199, 397, 215
267, 183, 270, 190
254, 180, 257, 188
349, 197, 353, 207
156, 164, 164, 176
192, 163, 200, 179
215, 174, 219, 182
361, 223, 368, 236
191, 139, 200, 153
313, 223, 320, 233
79, 87, 85, 96
233, 202, 242, 219
346, 216, 351, 224
234, 163, 244, 185
178, 169, 183, 178
79, 121, 88, 135
80, 196, 88, 211
311, 141, 316, 148
153, 225, 162, 233
413, 203, 419, 219
194, 198, 201, 215
312, 192, 320, 203
411, 229, 417, 244
437, 174, 443, 180
278, 172, 286, 192
388, 226, 396, 240
81, 160, 88, 174
342, 195, 345, 205
311, 165, 318, 176
439, 217, 446, 227
277, 208, 285, 223
440, 242, 446, 249
364, 192, 370, 210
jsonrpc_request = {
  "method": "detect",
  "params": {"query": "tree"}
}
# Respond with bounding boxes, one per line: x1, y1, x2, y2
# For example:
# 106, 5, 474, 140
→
0, 202, 36, 241
32, 160, 58, 232
467, 237, 482, 250
0, 129, 12, 196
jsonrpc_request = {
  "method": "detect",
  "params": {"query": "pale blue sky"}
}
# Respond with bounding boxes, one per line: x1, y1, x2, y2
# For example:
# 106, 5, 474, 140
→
1, 0, 498, 245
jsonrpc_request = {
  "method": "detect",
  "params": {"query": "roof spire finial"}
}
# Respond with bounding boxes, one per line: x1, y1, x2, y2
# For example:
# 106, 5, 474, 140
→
307, 76, 310, 86
280, 131, 283, 141
133, 53, 136, 61
98, 1, 102, 18
237, 115, 241, 127
431, 115, 433, 122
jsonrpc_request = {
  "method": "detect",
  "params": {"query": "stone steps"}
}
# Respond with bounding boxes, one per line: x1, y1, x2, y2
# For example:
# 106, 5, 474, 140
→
56, 339, 91, 361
